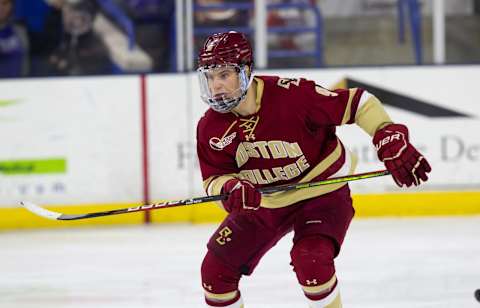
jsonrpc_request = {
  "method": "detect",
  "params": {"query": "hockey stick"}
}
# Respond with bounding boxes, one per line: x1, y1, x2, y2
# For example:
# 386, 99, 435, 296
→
20, 169, 389, 221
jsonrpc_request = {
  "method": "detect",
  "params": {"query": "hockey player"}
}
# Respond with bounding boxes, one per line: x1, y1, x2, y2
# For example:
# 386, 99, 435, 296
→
196, 31, 431, 308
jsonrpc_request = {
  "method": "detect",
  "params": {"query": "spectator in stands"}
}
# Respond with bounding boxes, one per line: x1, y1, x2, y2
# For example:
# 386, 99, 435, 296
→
46, 0, 113, 75
13, 0, 62, 76
195, 0, 249, 27
267, 0, 317, 68
0, 0, 29, 78
194, 0, 251, 59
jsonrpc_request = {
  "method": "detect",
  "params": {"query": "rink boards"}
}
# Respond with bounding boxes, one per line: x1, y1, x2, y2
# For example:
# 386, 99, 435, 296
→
1, 66, 479, 229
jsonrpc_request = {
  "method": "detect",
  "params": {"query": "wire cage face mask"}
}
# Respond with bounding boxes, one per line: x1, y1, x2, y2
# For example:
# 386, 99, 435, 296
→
197, 64, 252, 113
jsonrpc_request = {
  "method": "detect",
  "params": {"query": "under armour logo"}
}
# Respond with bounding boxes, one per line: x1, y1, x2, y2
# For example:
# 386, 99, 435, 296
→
306, 279, 318, 286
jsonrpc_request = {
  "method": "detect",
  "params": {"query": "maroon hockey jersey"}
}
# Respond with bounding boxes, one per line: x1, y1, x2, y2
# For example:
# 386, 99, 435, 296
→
196, 75, 366, 209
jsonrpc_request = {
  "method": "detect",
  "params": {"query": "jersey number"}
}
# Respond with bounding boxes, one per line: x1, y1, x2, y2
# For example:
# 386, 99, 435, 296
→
277, 78, 301, 89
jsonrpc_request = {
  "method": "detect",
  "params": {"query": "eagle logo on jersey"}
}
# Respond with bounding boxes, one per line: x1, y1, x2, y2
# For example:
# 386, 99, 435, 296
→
209, 132, 237, 151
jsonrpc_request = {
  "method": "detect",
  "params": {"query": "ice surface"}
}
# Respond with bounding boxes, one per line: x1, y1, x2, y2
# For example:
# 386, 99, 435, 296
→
1, 216, 479, 308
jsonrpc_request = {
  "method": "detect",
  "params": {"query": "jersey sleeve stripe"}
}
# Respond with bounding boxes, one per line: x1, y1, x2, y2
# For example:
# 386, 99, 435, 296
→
328, 144, 356, 179
203, 174, 237, 211
357, 90, 373, 111
340, 88, 360, 125
347, 88, 366, 124
203, 174, 237, 196
295, 138, 343, 183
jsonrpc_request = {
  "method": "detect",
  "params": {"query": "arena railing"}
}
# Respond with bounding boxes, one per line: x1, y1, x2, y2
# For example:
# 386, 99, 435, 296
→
190, 0, 324, 69
397, 0, 423, 64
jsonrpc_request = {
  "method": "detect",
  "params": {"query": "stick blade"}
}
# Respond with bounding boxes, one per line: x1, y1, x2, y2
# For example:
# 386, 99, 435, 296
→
20, 201, 62, 220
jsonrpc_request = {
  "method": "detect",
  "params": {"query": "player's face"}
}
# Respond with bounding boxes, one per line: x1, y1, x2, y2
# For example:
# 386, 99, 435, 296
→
197, 63, 251, 113
0, 0, 12, 23
205, 66, 240, 99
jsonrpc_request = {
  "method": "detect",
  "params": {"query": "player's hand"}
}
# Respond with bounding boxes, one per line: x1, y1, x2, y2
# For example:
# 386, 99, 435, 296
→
373, 123, 431, 187
222, 179, 261, 212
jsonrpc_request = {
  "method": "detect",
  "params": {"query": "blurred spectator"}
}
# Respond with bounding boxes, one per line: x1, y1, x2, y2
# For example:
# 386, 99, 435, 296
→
267, 0, 318, 68
14, 0, 145, 76
267, 3, 300, 51
14, 0, 62, 76
46, 0, 113, 75
194, 0, 252, 61
195, 0, 250, 27
115, 0, 174, 72
0, 0, 29, 77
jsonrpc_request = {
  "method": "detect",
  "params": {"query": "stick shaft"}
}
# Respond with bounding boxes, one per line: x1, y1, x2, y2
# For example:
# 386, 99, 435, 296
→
22, 169, 389, 221
258, 169, 389, 194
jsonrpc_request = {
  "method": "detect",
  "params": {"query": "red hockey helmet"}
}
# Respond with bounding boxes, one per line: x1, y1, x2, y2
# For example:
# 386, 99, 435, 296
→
198, 31, 253, 68
197, 31, 254, 113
